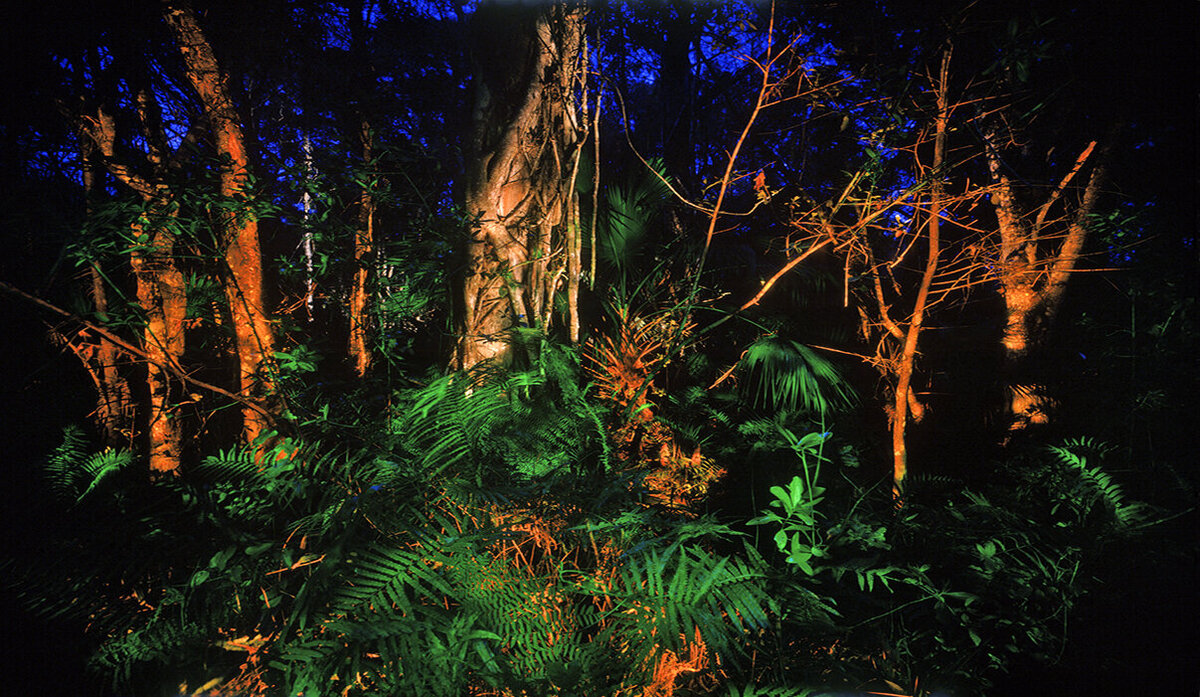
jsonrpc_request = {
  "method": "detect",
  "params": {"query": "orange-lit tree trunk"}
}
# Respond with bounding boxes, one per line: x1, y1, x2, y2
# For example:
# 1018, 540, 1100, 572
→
165, 3, 279, 443
87, 105, 187, 475
349, 119, 375, 377
77, 127, 133, 446
887, 49, 950, 497
457, 1, 585, 371
130, 211, 188, 474
983, 120, 1112, 431
825, 49, 961, 500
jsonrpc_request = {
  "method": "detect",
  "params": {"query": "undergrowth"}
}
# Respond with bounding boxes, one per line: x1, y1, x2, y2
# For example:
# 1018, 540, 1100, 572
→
5, 343, 1161, 697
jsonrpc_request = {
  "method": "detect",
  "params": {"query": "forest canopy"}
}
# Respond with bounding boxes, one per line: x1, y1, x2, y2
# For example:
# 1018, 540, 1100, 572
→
0, 1, 1194, 696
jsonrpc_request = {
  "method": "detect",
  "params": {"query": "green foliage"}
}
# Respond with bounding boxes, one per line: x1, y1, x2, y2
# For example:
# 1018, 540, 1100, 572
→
394, 335, 608, 483
749, 428, 832, 576
12, 349, 798, 696
8, 354, 1168, 697
740, 429, 1156, 695
1045, 437, 1150, 530
595, 542, 773, 662
739, 337, 856, 418
593, 157, 672, 284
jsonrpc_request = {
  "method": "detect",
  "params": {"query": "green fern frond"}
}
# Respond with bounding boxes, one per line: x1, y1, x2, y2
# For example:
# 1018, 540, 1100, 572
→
90, 610, 206, 690
598, 543, 772, 672
1047, 438, 1147, 529
328, 543, 458, 618
44, 424, 89, 501
74, 448, 136, 503
192, 446, 264, 483
42, 426, 135, 504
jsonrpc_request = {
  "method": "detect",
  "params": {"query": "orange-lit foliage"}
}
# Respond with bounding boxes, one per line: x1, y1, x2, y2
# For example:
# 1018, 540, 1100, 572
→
214, 629, 273, 696
643, 627, 712, 697
587, 304, 669, 423
646, 442, 726, 512
585, 305, 723, 509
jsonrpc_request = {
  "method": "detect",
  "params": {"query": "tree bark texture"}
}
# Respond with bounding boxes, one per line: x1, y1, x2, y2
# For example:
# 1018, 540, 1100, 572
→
164, 2, 279, 443
457, 2, 586, 371
891, 48, 950, 498
78, 130, 134, 446
350, 119, 375, 378
984, 118, 1112, 429
87, 105, 186, 475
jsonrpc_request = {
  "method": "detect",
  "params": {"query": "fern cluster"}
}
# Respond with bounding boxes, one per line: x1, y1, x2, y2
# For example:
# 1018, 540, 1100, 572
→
10, 349, 814, 697
7, 328, 1165, 697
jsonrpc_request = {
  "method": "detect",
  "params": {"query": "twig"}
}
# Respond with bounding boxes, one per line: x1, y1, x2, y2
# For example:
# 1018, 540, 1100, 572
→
0, 279, 278, 424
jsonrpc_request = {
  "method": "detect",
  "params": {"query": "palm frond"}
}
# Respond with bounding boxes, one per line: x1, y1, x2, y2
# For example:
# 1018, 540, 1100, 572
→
740, 337, 856, 417
596, 158, 671, 273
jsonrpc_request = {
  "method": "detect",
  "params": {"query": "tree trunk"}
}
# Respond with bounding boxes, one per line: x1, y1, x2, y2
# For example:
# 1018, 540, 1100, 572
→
87, 103, 186, 475
349, 119, 375, 378
165, 2, 279, 443
301, 136, 316, 323
891, 48, 950, 498
130, 212, 187, 475
78, 131, 133, 446
457, 1, 585, 371
984, 121, 1112, 432
346, 4, 376, 377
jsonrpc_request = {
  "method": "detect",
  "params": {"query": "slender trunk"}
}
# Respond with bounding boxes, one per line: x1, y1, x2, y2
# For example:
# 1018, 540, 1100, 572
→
165, 3, 278, 443
301, 136, 316, 322
130, 213, 187, 474
87, 264, 133, 445
79, 133, 133, 445
458, 2, 584, 371
349, 120, 375, 377
891, 48, 949, 498
87, 105, 186, 474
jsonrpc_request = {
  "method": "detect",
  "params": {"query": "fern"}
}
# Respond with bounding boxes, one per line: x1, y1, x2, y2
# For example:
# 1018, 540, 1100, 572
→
43, 424, 90, 501
16, 346, 800, 696
42, 425, 136, 505
327, 543, 458, 618
595, 543, 772, 674
1047, 437, 1148, 529
90, 610, 206, 691
394, 345, 608, 485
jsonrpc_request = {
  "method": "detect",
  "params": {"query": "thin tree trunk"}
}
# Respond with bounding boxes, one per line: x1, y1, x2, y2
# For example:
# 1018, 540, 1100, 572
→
301, 135, 316, 323
78, 130, 133, 446
165, 2, 279, 443
891, 48, 949, 498
86, 105, 186, 475
130, 215, 187, 475
349, 119, 375, 377
86, 264, 132, 445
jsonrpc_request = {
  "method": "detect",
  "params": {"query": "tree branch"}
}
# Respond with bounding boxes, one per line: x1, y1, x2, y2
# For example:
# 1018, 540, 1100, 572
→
0, 280, 278, 425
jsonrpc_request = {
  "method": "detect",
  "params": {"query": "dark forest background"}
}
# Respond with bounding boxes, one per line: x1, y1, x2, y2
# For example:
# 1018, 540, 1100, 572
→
0, 1, 1195, 695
